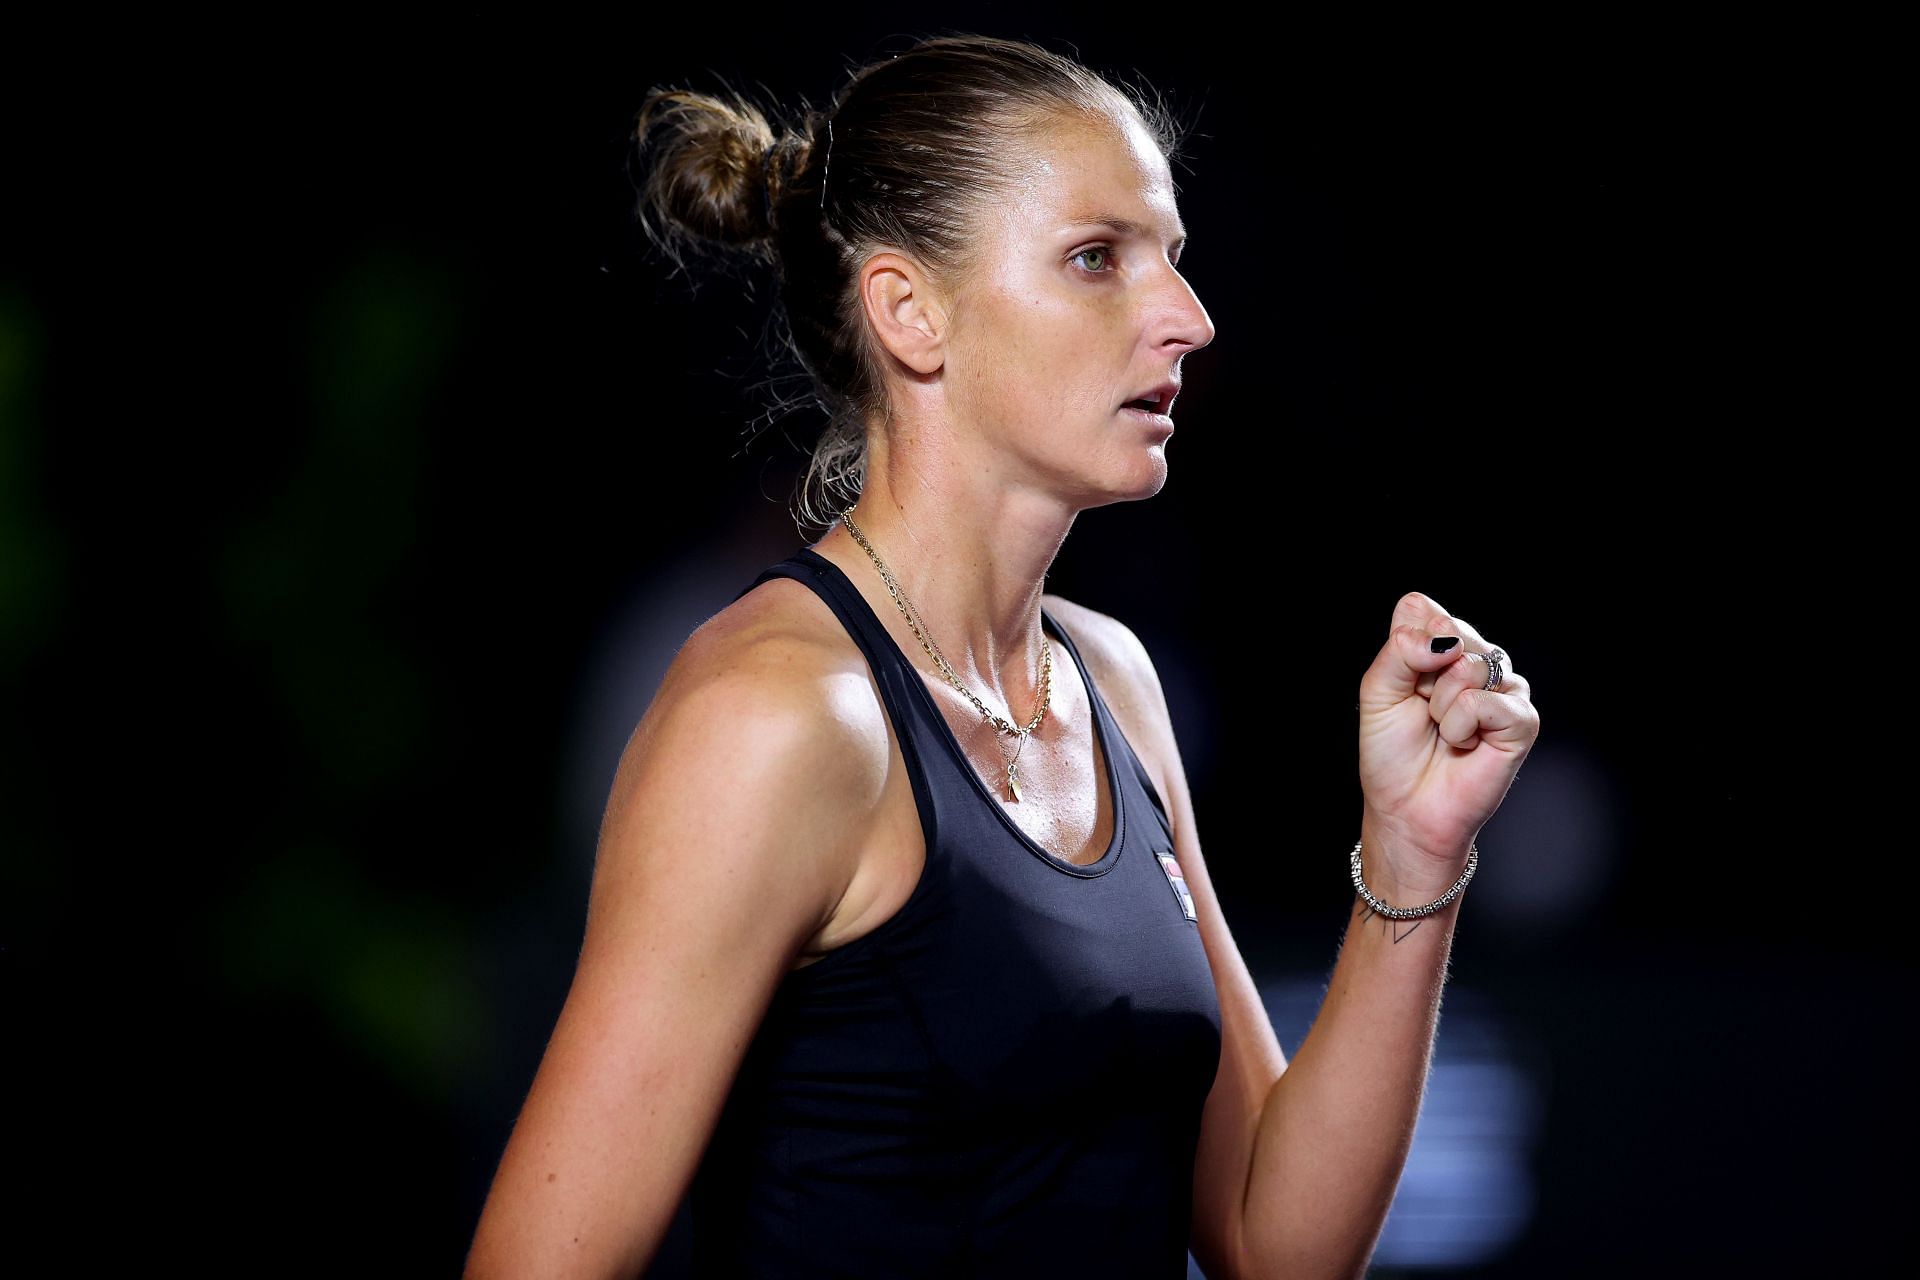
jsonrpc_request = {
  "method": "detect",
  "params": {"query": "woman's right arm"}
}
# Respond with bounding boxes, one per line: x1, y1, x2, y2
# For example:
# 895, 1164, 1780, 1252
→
464, 623, 876, 1279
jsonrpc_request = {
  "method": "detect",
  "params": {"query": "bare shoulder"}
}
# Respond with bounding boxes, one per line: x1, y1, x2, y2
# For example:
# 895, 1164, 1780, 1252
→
602, 575, 897, 906
1040, 592, 1177, 773
464, 575, 895, 1276
647, 575, 895, 786
581, 571, 901, 976
1042, 593, 1166, 711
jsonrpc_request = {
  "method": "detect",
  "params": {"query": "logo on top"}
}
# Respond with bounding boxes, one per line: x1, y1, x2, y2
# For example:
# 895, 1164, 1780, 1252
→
1156, 851, 1198, 922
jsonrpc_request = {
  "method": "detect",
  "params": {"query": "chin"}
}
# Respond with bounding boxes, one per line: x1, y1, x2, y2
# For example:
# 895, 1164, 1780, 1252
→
1136, 452, 1171, 498
1103, 449, 1170, 505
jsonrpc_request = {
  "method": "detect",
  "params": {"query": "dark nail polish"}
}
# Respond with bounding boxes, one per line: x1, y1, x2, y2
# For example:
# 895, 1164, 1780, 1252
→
1430, 635, 1459, 652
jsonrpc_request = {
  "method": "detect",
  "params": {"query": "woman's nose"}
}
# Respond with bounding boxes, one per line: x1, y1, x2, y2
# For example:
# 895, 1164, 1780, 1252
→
1162, 272, 1215, 352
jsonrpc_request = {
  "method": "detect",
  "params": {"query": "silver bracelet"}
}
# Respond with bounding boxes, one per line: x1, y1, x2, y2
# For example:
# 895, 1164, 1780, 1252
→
1349, 838, 1478, 919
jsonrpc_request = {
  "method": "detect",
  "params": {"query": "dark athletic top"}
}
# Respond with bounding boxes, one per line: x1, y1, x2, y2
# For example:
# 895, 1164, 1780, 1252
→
690, 546, 1223, 1278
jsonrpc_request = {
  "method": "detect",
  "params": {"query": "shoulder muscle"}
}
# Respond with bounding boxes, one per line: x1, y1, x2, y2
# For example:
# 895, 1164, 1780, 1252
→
464, 583, 888, 1277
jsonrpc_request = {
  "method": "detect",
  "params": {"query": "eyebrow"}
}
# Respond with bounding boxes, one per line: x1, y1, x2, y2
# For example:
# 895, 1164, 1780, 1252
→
1066, 213, 1188, 254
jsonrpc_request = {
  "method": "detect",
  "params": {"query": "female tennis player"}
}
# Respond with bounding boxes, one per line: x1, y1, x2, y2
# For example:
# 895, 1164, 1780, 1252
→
466, 33, 1539, 1279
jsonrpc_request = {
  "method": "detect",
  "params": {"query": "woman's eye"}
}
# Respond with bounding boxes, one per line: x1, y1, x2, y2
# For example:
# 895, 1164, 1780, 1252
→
1071, 245, 1114, 274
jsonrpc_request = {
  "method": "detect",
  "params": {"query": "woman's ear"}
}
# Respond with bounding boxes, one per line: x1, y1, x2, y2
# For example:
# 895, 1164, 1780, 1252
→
858, 251, 946, 376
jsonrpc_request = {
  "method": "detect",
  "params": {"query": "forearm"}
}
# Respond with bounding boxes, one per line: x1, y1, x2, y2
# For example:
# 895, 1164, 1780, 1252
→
1239, 816, 1461, 1280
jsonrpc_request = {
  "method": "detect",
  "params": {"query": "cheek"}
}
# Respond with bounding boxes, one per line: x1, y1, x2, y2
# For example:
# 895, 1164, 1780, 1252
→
959, 279, 1118, 427
1011, 305, 1113, 409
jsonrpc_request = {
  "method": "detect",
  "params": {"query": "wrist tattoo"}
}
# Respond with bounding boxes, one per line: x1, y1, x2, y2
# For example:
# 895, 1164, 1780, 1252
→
1353, 897, 1426, 943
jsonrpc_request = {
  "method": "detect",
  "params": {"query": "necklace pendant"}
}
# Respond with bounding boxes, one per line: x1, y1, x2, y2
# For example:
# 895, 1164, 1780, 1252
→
1006, 760, 1022, 802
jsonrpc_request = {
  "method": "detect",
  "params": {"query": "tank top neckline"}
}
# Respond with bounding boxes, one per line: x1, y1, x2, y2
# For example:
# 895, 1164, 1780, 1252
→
792, 544, 1126, 878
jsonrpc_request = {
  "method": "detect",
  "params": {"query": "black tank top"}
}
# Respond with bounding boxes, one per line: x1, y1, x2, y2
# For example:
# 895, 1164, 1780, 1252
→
690, 546, 1223, 1278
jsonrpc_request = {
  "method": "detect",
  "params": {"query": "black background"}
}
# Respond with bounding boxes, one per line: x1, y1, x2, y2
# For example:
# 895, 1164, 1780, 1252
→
2, 11, 1898, 1275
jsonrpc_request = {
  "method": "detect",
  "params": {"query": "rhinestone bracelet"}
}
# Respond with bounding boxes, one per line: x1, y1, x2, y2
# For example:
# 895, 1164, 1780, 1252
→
1349, 838, 1478, 920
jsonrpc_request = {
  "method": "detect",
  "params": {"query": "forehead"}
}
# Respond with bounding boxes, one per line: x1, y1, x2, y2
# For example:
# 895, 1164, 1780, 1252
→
1002, 112, 1185, 239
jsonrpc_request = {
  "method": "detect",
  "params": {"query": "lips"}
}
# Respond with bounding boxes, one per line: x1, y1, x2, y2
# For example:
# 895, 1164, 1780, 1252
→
1120, 380, 1181, 415
1121, 379, 1175, 416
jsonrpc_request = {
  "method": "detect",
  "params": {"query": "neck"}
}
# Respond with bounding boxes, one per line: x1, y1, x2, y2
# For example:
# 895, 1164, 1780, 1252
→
819, 431, 1077, 712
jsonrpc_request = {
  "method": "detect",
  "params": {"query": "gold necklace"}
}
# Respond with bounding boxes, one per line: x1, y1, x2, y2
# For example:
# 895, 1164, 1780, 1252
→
840, 505, 1053, 801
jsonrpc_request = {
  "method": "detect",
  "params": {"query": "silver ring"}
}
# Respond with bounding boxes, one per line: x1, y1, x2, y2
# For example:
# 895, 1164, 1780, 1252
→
1481, 647, 1507, 691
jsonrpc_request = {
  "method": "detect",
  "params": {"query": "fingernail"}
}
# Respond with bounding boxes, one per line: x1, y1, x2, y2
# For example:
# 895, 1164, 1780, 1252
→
1430, 635, 1460, 652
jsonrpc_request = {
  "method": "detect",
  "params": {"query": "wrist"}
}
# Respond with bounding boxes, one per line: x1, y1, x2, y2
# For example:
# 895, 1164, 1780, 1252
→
1352, 856, 1462, 914
1356, 815, 1473, 908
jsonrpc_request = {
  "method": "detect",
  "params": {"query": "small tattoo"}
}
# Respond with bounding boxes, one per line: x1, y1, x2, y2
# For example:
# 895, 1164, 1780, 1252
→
1355, 900, 1425, 942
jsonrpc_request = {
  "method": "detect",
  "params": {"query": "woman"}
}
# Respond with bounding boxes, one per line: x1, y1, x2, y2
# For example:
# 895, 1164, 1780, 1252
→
466, 34, 1539, 1279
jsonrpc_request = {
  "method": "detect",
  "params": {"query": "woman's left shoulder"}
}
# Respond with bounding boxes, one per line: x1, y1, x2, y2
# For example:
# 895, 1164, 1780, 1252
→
1041, 594, 1168, 720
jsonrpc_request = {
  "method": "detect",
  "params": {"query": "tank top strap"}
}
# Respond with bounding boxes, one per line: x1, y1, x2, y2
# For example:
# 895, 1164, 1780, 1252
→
1037, 604, 1172, 834
1036, 606, 1106, 730
732, 545, 945, 846
732, 546, 924, 705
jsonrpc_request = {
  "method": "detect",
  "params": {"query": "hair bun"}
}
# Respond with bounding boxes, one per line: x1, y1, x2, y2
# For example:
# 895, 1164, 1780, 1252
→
630, 88, 782, 267
757, 138, 787, 236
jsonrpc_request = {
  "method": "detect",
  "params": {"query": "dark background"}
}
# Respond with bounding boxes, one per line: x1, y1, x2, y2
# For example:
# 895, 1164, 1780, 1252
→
3, 11, 1897, 1275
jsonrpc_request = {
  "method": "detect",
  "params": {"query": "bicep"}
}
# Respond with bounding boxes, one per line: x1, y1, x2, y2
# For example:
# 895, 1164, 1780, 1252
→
465, 654, 874, 1279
